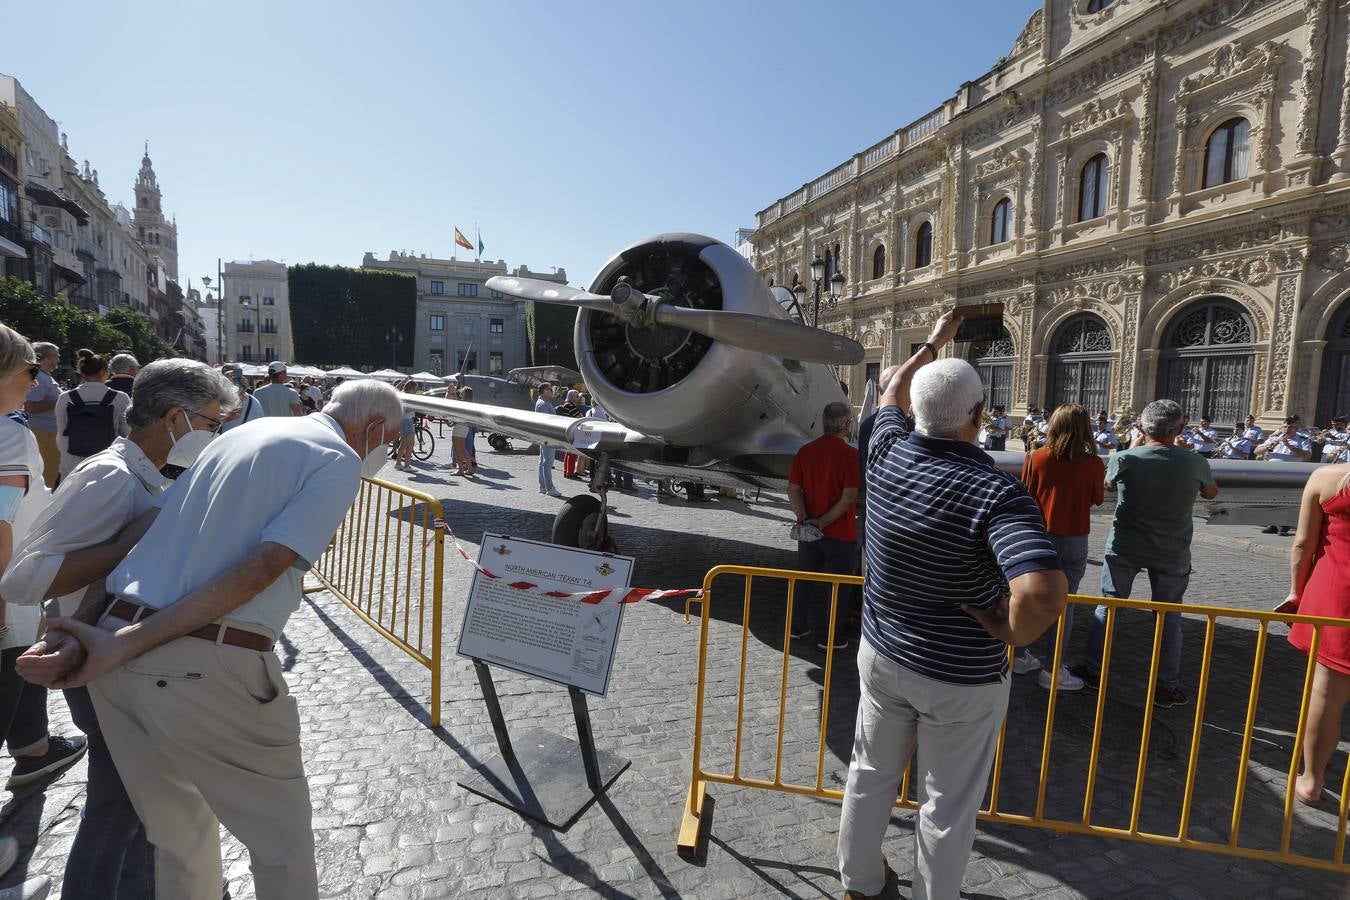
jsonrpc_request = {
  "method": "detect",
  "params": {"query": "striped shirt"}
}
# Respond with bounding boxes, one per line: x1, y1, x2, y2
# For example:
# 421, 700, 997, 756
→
863, 406, 1060, 685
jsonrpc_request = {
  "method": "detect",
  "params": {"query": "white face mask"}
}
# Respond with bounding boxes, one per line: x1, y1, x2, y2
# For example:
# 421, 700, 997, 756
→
166, 415, 215, 469
361, 420, 387, 479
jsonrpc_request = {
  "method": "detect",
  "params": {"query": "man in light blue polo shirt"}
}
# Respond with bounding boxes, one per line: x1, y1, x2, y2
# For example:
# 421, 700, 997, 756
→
33, 379, 403, 900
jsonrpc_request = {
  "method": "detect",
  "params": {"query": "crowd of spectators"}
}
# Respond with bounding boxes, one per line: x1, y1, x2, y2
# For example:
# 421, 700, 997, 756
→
0, 324, 402, 899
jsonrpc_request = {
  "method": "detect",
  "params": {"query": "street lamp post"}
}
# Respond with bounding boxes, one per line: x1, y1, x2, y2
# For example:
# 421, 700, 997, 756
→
536, 336, 557, 366
796, 254, 846, 329
201, 273, 221, 365
385, 327, 403, 369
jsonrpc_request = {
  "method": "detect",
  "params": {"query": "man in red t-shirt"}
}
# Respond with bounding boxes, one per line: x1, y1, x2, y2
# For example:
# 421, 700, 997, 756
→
788, 401, 860, 651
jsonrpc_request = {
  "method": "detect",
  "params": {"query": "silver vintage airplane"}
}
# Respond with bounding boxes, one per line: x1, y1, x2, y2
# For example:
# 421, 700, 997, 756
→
402, 232, 1316, 549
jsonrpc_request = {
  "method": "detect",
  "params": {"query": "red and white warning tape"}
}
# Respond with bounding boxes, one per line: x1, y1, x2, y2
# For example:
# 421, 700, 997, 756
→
425, 516, 702, 606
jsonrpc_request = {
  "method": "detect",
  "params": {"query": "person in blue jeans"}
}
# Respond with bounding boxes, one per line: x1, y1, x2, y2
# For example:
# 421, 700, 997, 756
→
1072, 399, 1219, 708
1016, 404, 1105, 692
534, 384, 561, 496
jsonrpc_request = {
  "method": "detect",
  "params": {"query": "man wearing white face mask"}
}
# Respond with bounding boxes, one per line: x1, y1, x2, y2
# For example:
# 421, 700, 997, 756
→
16, 378, 402, 900
1, 358, 237, 899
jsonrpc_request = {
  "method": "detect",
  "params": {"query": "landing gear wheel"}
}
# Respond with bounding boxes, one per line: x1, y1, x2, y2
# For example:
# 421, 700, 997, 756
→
488, 433, 511, 452
551, 494, 607, 549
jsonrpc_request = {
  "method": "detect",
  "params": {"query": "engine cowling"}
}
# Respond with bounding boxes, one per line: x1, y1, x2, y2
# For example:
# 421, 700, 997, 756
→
576, 234, 791, 448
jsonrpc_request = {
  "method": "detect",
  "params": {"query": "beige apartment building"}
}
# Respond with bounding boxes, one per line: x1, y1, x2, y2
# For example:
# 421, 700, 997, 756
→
751, 0, 1350, 428
222, 260, 294, 364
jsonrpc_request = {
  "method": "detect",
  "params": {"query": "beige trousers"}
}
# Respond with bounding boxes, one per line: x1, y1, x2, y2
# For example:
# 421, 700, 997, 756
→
89, 630, 318, 900
838, 640, 1010, 900
32, 428, 59, 489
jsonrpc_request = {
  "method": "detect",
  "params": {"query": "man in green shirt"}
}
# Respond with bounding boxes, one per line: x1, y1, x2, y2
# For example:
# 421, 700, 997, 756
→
1074, 399, 1219, 708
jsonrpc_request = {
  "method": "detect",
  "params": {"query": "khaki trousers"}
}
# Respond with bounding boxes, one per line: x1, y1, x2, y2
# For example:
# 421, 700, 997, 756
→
838, 641, 1010, 900
89, 631, 318, 900
32, 428, 59, 489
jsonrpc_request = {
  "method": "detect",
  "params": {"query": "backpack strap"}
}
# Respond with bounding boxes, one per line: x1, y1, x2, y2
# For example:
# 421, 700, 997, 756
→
98, 388, 116, 407
67, 390, 86, 409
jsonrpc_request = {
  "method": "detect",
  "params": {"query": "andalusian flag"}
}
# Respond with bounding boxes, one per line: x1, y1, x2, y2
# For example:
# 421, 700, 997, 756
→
454, 227, 473, 251
477, 230, 485, 257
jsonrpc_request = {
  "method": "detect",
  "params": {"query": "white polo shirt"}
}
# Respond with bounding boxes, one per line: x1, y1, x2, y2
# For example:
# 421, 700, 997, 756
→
107, 413, 361, 635
2, 438, 166, 616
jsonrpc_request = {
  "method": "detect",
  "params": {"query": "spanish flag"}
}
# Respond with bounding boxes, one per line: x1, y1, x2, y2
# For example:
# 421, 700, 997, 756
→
454, 228, 473, 251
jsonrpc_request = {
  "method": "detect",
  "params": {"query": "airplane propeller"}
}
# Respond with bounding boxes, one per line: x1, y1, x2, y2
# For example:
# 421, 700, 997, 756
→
485, 275, 864, 366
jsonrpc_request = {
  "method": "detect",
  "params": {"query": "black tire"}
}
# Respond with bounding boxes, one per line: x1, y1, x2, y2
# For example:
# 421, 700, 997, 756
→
551, 494, 605, 548
488, 433, 510, 452
413, 426, 435, 461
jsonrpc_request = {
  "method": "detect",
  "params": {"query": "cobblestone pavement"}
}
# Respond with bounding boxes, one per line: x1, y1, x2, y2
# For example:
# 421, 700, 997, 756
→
3, 441, 1348, 899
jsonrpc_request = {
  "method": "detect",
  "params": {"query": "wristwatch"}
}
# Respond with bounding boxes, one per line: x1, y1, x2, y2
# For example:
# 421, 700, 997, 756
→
919, 341, 938, 359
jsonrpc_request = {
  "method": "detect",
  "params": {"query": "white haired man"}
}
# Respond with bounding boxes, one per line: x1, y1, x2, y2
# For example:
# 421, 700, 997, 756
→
788, 401, 860, 651
106, 353, 140, 396
839, 310, 1066, 900
5, 358, 238, 899
19, 378, 403, 900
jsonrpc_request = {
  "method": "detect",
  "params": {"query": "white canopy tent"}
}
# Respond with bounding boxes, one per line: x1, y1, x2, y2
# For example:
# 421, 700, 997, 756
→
324, 366, 369, 378
367, 368, 406, 381
409, 371, 443, 383
286, 365, 327, 378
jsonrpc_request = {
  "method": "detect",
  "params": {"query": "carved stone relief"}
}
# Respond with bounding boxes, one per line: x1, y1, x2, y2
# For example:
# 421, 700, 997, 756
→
1118, 294, 1140, 408
1267, 274, 1299, 410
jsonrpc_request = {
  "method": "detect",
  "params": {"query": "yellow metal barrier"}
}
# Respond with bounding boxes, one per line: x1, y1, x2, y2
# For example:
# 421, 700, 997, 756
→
678, 565, 1350, 874
305, 477, 445, 727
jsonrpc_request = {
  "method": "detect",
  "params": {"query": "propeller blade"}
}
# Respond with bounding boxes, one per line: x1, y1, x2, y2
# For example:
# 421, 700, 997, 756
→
652, 306, 864, 365
484, 276, 611, 311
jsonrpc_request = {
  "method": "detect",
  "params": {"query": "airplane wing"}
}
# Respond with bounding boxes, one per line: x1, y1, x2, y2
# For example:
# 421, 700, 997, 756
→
401, 393, 661, 456
506, 365, 583, 388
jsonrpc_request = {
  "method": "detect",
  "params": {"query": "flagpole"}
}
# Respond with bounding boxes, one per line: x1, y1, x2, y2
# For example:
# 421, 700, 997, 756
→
475, 222, 480, 262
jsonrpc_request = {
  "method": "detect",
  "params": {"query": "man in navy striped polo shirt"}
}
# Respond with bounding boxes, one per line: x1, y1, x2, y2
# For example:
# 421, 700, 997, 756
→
838, 310, 1066, 900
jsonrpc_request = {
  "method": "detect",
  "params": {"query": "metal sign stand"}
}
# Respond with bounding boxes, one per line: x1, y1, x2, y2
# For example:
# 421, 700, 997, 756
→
458, 658, 630, 830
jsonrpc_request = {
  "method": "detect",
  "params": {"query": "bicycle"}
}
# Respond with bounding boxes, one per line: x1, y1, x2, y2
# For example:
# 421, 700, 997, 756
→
388, 422, 435, 462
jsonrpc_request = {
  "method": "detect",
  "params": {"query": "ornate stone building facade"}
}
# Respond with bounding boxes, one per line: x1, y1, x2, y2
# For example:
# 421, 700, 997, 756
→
751, 0, 1350, 429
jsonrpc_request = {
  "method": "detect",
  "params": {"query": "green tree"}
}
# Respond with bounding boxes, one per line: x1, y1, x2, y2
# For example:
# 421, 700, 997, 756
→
0, 277, 178, 365
0, 277, 67, 346
289, 264, 416, 369
103, 307, 178, 364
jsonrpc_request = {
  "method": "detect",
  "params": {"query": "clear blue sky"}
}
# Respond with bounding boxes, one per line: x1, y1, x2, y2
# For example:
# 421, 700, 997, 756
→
9, 0, 1038, 294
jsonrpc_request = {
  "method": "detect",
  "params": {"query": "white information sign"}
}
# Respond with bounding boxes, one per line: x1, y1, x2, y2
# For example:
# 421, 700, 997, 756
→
456, 533, 635, 697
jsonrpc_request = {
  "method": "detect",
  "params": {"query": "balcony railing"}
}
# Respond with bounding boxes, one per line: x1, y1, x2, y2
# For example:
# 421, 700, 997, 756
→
0, 146, 16, 176
259, 325, 277, 334
236, 324, 254, 333
27, 222, 52, 247
0, 218, 20, 246
754, 102, 950, 228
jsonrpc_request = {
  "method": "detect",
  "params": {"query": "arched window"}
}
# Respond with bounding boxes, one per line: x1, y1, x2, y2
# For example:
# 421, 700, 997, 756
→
1157, 299, 1255, 424
914, 221, 933, 268
1049, 314, 1113, 413
824, 248, 834, 282
1317, 299, 1350, 426
790, 271, 799, 288
1086, 0, 1113, 11
1203, 118, 1252, 188
871, 245, 886, 279
990, 198, 1012, 245
1078, 153, 1109, 221
968, 328, 1014, 413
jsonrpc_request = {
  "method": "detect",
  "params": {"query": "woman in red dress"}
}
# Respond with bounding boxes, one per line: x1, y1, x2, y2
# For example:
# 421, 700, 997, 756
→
1285, 461, 1350, 805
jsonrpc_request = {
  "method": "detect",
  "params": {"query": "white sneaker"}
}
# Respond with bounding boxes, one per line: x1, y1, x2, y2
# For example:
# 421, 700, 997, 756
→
1038, 665, 1085, 692
1012, 649, 1042, 675
546, 489, 563, 498
0, 876, 51, 900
